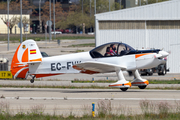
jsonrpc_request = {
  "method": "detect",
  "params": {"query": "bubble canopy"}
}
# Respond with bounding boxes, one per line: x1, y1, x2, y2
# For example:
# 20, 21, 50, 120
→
89, 42, 160, 58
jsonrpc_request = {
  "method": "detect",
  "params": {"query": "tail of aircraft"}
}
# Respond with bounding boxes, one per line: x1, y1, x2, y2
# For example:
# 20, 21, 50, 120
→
11, 40, 42, 79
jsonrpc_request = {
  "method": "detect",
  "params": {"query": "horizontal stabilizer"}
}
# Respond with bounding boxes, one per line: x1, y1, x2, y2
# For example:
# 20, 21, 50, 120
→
16, 61, 41, 65
73, 61, 126, 74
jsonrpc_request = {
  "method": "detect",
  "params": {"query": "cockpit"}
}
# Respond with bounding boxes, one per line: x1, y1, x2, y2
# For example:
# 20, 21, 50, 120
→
90, 42, 135, 58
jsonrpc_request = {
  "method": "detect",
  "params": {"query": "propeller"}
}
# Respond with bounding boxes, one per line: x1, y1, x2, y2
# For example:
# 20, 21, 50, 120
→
155, 51, 169, 59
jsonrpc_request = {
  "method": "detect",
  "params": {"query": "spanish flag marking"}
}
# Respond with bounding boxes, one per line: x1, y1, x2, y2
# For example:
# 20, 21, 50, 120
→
30, 49, 36, 54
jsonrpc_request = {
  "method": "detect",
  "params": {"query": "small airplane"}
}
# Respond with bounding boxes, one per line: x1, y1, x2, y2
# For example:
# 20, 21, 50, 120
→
11, 40, 169, 91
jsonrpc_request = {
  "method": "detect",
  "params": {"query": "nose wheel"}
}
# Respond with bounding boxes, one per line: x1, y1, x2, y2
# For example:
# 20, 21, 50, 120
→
120, 88, 128, 91
30, 76, 35, 83
30, 79, 34, 83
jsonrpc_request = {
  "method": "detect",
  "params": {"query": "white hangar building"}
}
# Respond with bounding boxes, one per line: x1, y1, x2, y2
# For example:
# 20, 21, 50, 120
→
95, 0, 180, 73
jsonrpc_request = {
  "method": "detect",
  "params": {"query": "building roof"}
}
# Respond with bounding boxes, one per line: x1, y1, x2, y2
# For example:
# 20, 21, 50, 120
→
95, 0, 180, 21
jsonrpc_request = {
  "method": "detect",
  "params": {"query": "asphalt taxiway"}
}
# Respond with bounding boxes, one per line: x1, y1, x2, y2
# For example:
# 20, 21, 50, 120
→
0, 88, 180, 116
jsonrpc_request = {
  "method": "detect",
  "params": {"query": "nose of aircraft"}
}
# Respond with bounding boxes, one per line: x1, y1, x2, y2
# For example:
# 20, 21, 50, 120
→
159, 51, 169, 58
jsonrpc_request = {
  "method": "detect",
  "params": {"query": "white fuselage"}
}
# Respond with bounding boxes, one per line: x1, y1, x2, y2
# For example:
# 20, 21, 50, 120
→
29, 51, 166, 75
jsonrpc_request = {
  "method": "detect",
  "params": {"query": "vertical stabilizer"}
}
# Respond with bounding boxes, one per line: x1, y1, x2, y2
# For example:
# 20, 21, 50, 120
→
11, 40, 42, 78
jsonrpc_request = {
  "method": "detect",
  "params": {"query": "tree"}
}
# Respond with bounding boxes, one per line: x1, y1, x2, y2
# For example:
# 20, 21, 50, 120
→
0, 0, 35, 11
0, 1, 6, 10
18, 16, 30, 34
41, 1, 66, 29
0, 15, 18, 34
141, 0, 169, 5
111, 2, 121, 11
63, 0, 110, 33
91, 0, 109, 14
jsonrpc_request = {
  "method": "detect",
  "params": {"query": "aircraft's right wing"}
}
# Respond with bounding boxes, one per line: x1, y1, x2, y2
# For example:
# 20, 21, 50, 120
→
73, 61, 126, 74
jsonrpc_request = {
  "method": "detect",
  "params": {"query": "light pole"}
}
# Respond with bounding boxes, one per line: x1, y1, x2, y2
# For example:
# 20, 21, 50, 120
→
53, 0, 55, 39
7, 0, 10, 51
82, 0, 83, 14
109, 0, 110, 11
90, 0, 92, 32
120, 0, 121, 9
20, 0, 22, 43
49, 0, 51, 42
82, 0, 84, 34
39, 0, 42, 33
94, 0, 96, 14
75, 0, 78, 34
139, 0, 141, 6
94, 0, 96, 46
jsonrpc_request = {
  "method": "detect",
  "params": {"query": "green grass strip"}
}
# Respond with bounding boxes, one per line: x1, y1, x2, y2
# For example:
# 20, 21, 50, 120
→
56, 36, 94, 40
68, 43, 95, 47
149, 80, 180, 84
0, 84, 180, 90
71, 80, 180, 84
0, 35, 94, 41
0, 112, 180, 120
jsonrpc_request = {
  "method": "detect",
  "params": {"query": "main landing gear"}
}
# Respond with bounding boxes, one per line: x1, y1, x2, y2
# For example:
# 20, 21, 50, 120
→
30, 75, 36, 83
120, 88, 129, 91
109, 69, 149, 91
131, 70, 149, 89
109, 69, 131, 92
138, 85, 147, 89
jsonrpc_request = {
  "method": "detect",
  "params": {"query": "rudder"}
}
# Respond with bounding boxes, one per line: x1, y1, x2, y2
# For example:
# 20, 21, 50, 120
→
11, 40, 42, 79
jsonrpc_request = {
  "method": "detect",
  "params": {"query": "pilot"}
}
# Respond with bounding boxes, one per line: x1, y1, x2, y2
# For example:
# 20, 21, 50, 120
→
110, 44, 117, 55
104, 47, 111, 56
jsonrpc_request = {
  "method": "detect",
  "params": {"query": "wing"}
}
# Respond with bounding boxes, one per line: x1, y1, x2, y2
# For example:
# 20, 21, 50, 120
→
73, 61, 126, 74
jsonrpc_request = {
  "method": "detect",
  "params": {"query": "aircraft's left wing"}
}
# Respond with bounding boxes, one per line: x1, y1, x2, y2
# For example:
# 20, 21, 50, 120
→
73, 61, 126, 74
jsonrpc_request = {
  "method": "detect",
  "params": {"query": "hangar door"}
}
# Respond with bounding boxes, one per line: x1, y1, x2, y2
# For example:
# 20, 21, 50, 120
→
146, 20, 180, 73
98, 20, 180, 73
98, 21, 146, 48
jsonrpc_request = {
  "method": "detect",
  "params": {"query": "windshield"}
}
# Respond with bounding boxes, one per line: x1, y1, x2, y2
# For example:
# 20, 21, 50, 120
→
90, 42, 135, 58
118, 43, 135, 56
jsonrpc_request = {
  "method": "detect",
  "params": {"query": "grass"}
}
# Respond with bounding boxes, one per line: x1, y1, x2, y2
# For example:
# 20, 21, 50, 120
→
3, 79, 180, 84
0, 113, 180, 120
0, 34, 94, 41
149, 80, 180, 84
1, 114, 180, 120
0, 84, 180, 90
0, 84, 115, 89
56, 36, 94, 40
72, 80, 117, 83
60, 49, 85, 53
71, 79, 180, 84
0, 100, 180, 119
68, 43, 95, 47
75, 50, 84, 53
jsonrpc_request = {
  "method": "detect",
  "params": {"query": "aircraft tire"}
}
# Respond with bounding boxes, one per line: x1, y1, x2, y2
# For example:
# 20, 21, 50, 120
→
161, 68, 166, 75
138, 85, 147, 89
148, 69, 153, 76
148, 73, 153, 76
158, 72, 162, 75
30, 79, 34, 83
120, 88, 128, 91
